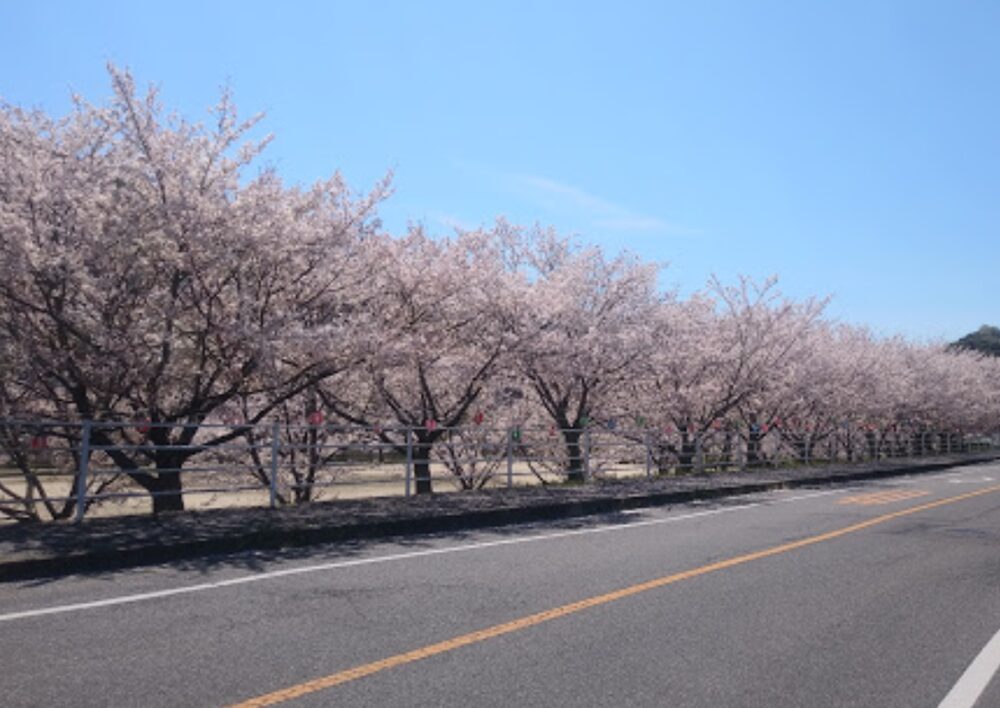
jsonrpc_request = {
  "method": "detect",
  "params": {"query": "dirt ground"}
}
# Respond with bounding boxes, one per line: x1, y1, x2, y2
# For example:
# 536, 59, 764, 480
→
0, 460, 652, 522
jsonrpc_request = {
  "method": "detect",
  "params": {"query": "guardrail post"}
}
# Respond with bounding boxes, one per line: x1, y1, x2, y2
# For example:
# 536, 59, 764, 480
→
644, 430, 652, 480
269, 420, 280, 509
506, 428, 514, 489
583, 427, 592, 482
74, 420, 92, 523
405, 428, 413, 498
695, 433, 705, 474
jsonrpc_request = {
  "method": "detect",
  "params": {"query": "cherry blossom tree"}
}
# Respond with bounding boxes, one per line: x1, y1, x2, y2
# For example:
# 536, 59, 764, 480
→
3, 66, 999, 520
318, 224, 519, 493
633, 276, 824, 470
0, 66, 388, 513
506, 227, 661, 481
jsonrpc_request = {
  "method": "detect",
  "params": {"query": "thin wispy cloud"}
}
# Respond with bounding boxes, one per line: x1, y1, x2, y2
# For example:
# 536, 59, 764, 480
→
429, 211, 477, 232
518, 175, 624, 215
514, 174, 697, 236
594, 216, 676, 232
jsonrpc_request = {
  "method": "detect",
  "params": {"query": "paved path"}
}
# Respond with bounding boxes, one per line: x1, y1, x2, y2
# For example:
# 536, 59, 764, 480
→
2, 462, 999, 706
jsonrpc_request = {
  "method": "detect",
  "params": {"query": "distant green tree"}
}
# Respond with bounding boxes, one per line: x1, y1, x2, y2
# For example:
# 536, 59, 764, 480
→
951, 325, 1000, 357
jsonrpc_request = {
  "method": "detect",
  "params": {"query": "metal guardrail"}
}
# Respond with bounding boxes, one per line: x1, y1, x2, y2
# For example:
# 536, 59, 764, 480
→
0, 419, 995, 522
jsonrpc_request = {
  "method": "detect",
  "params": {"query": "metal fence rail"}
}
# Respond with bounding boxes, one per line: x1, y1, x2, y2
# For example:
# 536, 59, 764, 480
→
0, 419, 996, 523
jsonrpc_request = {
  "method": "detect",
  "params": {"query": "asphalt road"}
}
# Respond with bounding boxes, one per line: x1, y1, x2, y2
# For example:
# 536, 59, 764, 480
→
2, 463, 1000, 707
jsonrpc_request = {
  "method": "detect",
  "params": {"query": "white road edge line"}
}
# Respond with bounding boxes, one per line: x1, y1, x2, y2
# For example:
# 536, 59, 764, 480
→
938, 626, 1000, 708
0, 488, 844, 623
3, 465, 992, 623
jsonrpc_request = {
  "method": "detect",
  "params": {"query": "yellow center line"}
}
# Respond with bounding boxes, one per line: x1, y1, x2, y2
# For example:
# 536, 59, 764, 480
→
229, 483, 1000, 707
838, 489, 931, 506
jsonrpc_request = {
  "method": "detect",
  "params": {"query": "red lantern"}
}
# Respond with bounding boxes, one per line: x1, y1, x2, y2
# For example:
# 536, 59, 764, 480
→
425, 418, 438, 432
307, 411, 323, 426
473, 411, 485, 425
136, 420, 151, 435
30, 435, 48, 450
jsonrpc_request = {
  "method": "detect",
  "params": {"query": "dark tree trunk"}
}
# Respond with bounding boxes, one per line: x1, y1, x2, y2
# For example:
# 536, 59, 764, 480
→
793, 436, 812, 463
562, 429, 585, 483
895, 433, 907, 457
148, 448, 190, 513
301, 424, 320, 503
721, 432, 733, 470
746, 428, 764, 467
94, 429, 189, 514
656, 443, 674, 475
865, 431, 878, 460
148, 469, 184, 513
414, 438, 433, 494
678, 430, 696, 471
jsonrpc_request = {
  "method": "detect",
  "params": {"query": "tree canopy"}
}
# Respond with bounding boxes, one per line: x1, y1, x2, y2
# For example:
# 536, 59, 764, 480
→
2, 68, 998, 518
952, 325, 1000, 357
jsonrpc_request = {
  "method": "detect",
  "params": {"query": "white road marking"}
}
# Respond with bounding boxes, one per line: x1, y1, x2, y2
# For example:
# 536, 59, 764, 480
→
2, 465, 995, 623
900, 469, 983, 484
948, 476, 996, 484
938, 626, 1000, 708
0, 488, 845, 623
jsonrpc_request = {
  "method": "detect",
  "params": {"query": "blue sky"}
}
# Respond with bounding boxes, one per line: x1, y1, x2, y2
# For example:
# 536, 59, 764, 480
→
3, 1, 998, 341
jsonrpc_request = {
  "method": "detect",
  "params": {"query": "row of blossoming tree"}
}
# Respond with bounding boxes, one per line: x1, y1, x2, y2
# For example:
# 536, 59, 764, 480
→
1, 69, 998, 518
